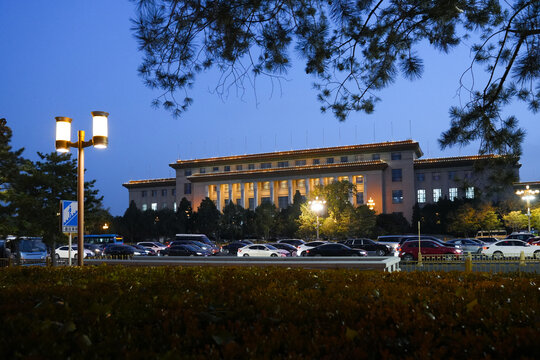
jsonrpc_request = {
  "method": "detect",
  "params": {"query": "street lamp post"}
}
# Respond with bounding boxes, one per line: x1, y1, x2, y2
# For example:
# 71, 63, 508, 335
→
516, 185, 539, 233
308, 196, 326, 240
55, 111, 109, 266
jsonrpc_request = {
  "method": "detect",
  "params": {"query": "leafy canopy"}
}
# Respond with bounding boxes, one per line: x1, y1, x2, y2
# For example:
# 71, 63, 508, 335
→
132, 0, 538, 156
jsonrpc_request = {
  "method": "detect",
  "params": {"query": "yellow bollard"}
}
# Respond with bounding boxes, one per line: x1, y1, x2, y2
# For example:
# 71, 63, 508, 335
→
519, 251, 526, 267
465, 253, 473, 273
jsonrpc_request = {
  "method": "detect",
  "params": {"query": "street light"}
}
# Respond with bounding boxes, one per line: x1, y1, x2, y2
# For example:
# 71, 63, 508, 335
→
55, 111, 109, 266
102, 223, 109, 231
516, 185, 539, 232
367, 197, 375, 210
308, 196, 326, 240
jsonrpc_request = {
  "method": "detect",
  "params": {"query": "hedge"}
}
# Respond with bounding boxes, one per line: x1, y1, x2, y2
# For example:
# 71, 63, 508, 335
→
0, 266, 538, 359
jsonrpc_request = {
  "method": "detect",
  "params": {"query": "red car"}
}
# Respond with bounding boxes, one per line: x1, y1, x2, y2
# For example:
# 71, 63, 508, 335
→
398, 240, 463, 261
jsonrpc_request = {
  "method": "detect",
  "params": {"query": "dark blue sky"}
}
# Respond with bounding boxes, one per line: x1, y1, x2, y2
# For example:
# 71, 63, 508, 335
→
1, 1, 538, 216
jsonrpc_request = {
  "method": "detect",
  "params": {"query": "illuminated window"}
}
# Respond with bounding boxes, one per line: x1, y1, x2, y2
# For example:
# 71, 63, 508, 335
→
280, 180, 288, 189
433, 189, 442, 202
297, 179, 305, 188
392, 190, 403, 204
449, 187, 458, 201
356, 176, 364, 184
151, 203, 157, 211
142, 204, 147, 211
263, 182, 270, 190
466, 187, 474, 199
417, 189, 426, 203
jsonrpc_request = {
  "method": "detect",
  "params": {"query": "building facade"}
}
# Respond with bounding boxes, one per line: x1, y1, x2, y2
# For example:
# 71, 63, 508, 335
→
123, 140, 519, 221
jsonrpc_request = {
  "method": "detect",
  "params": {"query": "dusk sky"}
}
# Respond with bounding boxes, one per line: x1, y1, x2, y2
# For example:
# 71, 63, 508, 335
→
1, 1, 538, 216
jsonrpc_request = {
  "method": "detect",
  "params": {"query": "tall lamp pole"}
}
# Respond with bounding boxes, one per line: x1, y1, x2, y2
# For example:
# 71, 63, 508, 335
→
516, 185, 539, 233
55, 111, 109, 266
309, 196, 326, 240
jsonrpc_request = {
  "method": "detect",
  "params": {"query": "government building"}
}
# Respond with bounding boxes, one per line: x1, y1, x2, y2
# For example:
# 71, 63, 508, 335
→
123, 140, 519, 221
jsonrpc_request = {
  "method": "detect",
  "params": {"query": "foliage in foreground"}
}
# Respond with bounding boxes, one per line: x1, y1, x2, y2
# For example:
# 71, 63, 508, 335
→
0, 266, 539, 359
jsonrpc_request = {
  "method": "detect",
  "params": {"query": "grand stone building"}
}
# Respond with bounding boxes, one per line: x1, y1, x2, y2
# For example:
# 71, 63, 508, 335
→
123, 140, 519, 221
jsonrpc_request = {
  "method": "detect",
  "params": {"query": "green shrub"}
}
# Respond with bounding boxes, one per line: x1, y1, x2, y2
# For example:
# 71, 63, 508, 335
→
0, 266, 538, 359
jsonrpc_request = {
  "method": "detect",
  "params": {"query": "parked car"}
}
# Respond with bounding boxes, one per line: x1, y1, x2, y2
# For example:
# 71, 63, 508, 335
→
132, 244, 156, 256
297, 241, 328, 256
476, 237, 498, 244
55, 245, 95, 260
505, 232, 536, 242
237, 244, 288, 257
3, 237, 48, 264
268, 243, 298, 256
399, 240, 463, 261
526, 236, 540, 245
137, 241, 167, 252
84, 243, 105, 256
103, 244, 144, 257
339, 238, 392, 256
161, 244, 209, 256
168, 240, 214, 254
480, 240, 540, 259
305, 243, 367, 257
277, 239, 305, 247
174, 234, 219, 254
445, 238, 484, 254
376, 235, 404, 252
221, 241, 250, 255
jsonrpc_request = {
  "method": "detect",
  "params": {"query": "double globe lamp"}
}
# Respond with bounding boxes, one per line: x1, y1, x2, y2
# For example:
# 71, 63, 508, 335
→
55, 111, 109, 266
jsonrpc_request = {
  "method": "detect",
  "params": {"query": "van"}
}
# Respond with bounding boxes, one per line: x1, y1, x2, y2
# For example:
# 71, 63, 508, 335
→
3, 237, 48, 265
475, 230, 507, 239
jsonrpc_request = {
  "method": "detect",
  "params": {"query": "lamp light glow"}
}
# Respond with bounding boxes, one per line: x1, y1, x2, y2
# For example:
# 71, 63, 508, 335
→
55, 117, 72, 152
91, 111, 109, 149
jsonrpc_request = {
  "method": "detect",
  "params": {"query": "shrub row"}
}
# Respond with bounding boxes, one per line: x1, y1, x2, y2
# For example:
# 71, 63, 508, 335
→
0, 266, 538, 359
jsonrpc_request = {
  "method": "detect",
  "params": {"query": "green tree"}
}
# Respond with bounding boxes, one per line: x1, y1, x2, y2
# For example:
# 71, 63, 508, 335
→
176, 197, 194, 233
503, 211, 528, 231
255, 202, 277, 240
350, 205, 377, 238
194, 197, 221, 240
0, 118, 25, 235
376, 213, 410, 235
276, 190, 305, 237
11, 152, 104, 248
132, 1, 538, 157
477, 204, 502, 231
447, 203, 478, 237
119, 201, 144, 242
220, 202, 245, 240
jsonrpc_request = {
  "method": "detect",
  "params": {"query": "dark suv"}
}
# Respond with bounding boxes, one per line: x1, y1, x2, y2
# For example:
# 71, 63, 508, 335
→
339, 238, 392, 256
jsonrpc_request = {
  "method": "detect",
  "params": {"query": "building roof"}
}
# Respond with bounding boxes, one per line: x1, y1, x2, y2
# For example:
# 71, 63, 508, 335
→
514, 181, 540, 189
170, 140, 423, 169
413, 154, 501, 169
122, 178, 176, 189
187, 160, 387, 183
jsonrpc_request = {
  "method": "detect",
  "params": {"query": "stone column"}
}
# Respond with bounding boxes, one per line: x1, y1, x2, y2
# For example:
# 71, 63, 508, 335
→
348, 175, 354, 204
216, 185, 221, 211
288, 179, 293, 205
240, 183, 245, 208
270, 181, 275, 204
253, 182, 259, 208
205, 185, 209, 198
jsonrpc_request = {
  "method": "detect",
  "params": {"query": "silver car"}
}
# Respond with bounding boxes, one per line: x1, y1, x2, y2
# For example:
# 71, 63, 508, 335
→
445, 238, 484, 254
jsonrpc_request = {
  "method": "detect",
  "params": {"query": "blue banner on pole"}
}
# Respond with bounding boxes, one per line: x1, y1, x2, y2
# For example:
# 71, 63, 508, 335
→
61, 200, 78, 233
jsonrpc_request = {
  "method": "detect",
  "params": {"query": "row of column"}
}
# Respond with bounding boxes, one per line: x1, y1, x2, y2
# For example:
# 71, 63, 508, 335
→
206, 175, 364, 211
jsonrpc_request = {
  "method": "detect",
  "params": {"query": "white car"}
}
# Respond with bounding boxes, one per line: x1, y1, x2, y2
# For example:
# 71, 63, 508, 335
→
55, 245, 94, 259
137, 241, 167, 253
480, 240, 540, 259
297, 241, 328, 256
237, 244, 288, 257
